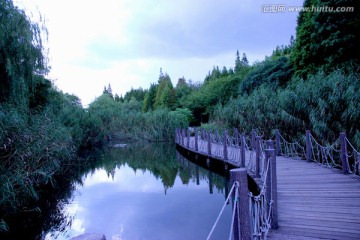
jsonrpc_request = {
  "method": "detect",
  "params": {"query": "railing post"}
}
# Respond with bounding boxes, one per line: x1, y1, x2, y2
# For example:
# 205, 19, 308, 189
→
340, 132, 350, 174
207, 130, 212, 157
223, 130, 228, 161
216, 130, 220, 143
230, 168, 251, 240
187, 129, 190, 148
234, 128, 239, 146
195, 128, 198, 151
240, 133, 246, 167
306, 130, 311, 162
275, 129, 281, 156
266, 140, 274, 149
270, 149, 278, 229
181, 129, 185, 146
251, 129, 256, 151
175, 128, 178, 144
255, 136, 261, 178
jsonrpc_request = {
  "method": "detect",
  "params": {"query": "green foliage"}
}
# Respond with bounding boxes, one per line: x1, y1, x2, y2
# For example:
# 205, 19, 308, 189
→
184, 70, 249, 123
175, 77, 192, 108
142, 83, 158, 112
154, 73, 176, 110
280, 70, 359, 145
0, 104, 75, 211
88, 94, 190, 142
240, 56, 293, 94
212, 85, 280, 137
211, 70, 360, 148
0, 0, 48, 108
291, 0, 360, 77
124, 87, 147, 102
235, 50, 249, 74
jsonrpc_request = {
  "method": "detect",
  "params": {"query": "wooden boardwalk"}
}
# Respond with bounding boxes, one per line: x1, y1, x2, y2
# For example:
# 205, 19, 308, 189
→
268, 156, 360, 240
176, 133, 360, 239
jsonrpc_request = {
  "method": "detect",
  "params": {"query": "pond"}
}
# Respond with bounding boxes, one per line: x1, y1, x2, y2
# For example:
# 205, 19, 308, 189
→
44, 143, 233, 240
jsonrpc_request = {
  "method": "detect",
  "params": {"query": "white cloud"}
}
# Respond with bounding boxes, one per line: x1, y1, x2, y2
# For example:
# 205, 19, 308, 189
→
14, 0, 304, 106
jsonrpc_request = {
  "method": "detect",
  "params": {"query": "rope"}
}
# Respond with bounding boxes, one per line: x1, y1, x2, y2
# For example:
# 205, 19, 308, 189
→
207, 181, 237, 240
229, 184, 240, 240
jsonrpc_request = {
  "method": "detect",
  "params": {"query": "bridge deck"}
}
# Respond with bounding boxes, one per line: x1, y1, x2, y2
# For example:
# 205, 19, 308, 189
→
177, 137, 360, 239
268, 156, 360, 240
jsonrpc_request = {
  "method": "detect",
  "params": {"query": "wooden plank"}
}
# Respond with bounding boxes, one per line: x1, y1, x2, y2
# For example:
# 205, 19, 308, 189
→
176, 137, 360, 240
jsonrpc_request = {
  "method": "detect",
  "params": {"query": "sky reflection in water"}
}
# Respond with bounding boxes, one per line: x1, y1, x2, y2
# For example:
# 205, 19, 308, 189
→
48, 148, 232, 240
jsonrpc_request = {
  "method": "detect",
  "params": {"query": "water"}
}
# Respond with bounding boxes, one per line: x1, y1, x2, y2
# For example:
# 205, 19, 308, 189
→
45, 143, 232, 240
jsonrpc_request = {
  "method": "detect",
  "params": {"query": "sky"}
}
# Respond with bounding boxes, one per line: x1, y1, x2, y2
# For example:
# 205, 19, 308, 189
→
14, 0, 304, 106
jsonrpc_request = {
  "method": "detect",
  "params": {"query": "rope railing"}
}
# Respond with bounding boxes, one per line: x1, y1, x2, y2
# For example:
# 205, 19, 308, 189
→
249, 157, 272, 239
176, 126, 360, 178
277, 132, 305, 160
175, 127, 359, 240
308, 133, 341, 168
345, 137, 360, 178
207, 181, 238, 240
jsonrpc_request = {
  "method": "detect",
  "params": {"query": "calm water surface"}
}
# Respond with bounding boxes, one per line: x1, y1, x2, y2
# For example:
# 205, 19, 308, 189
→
46, 143, 232, 240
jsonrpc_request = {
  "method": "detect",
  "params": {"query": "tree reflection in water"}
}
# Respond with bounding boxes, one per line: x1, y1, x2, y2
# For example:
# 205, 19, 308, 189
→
1, 143, 230, 239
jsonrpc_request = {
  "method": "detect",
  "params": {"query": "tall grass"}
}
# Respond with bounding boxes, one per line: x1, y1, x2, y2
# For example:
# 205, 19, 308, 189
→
210, 70, 360, 148
0, 105, 75, 213
87, 94, 191, 142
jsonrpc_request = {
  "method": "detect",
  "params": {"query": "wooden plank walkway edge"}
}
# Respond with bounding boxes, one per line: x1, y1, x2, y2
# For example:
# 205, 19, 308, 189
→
175, 130, 360, 240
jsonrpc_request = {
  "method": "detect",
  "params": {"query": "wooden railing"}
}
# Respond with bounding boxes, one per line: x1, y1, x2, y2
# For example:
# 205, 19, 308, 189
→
175, 128, 278, 239
175, 127, 360, 239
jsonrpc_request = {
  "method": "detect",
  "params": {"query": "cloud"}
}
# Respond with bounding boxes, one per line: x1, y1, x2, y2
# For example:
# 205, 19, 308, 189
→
14, 0, 304, 106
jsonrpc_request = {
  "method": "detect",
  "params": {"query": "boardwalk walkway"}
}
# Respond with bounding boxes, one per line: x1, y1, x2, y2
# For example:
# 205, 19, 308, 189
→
176, 129, 360, 239
268, 156, 360, 240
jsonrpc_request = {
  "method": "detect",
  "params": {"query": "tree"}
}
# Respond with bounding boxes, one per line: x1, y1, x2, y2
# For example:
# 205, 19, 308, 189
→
240, 56, 293, 94
154, 73, 176, 109
291, 0, 360, 77
235, 50, 242, 73
235, 50, 249, 74
241, 53, 249, 67
142, 83, 157, 112
0, 0, 48, 107
221, 66, 229, 77
107, 83, 113, 96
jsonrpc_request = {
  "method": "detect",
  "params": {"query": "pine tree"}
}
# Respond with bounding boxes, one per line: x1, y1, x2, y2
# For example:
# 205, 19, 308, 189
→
154, 73, 176, 109
241, 53, 249, 67
235, 50, 242, 73
107, 83, 113, 96
142, 83, 157, 112
221, 66, 229, 77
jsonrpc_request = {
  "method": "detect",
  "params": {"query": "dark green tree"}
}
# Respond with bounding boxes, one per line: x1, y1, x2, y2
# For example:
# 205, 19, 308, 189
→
154, 73, 176, 109
221, 66, 229, 77
0, 0, 48, 108
291, 0, 360, 77
142, 83, 157, 112
235, 50, 242, 73
241, 53, 249, 67
240, 56, 293, 93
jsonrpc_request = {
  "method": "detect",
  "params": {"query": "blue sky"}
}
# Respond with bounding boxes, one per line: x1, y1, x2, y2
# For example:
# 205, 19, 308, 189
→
14, 0, 304, 106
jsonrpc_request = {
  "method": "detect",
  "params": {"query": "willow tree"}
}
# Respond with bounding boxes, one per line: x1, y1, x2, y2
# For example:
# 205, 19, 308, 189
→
0, 0, 48, 107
